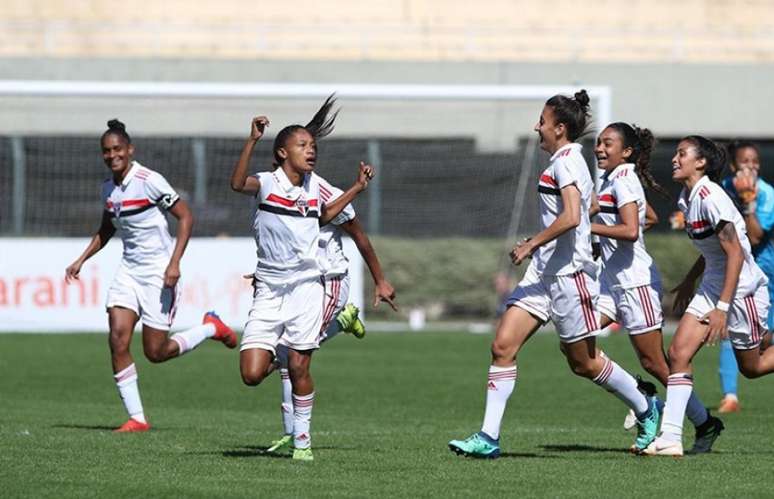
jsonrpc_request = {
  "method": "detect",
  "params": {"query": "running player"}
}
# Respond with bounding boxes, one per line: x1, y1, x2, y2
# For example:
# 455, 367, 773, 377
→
716, 140, 774, 413
645, 136, 774, 456
230, 97, 374, 461
267, 180, 398, 454
448, 90, 659, 459
65, 119, 237, 433
591, 123, 721, 453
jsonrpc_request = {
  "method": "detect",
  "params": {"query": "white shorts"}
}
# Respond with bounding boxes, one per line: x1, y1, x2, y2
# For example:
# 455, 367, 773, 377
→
105, 265, 179, 330
597, 281, 664, 335
686, 283, 770, 350
506, 263, 600, 343
241, 277, 325, 354
319, 273, 351, 344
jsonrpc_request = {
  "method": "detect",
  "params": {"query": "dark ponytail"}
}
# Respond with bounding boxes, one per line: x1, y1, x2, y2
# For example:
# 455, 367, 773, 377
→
682, 135, 727, 182
101, 118, 131, 144
273, 94, 339, 166
545, 89, 591, 142
606, 122, 669, 199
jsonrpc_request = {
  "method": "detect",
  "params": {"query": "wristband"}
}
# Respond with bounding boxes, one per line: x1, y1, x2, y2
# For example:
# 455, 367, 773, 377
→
716, 300, 730, 313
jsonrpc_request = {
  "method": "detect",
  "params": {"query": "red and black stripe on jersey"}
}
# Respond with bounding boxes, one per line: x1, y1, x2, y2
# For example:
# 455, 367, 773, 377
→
688, 220, 714, 240
598, 194, 618, 214
259, 193, 320, 218
105, 198, 155, 218
538, 174, 560, 195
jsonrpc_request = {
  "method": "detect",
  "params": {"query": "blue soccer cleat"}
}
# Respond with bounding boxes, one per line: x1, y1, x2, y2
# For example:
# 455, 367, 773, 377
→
448, 432, 501, 459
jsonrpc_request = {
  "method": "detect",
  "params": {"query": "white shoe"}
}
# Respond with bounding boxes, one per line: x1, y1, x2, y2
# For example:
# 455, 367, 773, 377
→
642, 437, 683, 457
623, 409, 637, 431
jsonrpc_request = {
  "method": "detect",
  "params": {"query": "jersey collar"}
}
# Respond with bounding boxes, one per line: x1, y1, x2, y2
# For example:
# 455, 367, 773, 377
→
687, 174, 712, 202
550, 142, 581, 162
119, 161, 141, 187
602, 162, 634, 181
273, 167, 309, 200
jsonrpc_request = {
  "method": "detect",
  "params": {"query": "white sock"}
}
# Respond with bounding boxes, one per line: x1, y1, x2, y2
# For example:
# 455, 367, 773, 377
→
481, 365, 517, 440
592, 356, 649, 415
280, 369, 294, 435
661, 373, 693, 442
170, 323, 215, 356
114, 363, 146, 423
685, 391, 708, 427
292, 392, 314, 449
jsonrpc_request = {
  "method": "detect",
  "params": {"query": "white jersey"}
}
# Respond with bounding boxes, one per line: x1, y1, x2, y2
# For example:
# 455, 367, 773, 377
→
533, 143, 596, 276
317, 177, 356, 278
596, 163, 659, 289
101, 161, 180, 274
678, 175, 767, 296
252, 168, 324, 286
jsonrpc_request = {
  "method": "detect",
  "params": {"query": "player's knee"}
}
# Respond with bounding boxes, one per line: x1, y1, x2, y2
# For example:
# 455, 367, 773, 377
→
241, 369, 266, 386
666, 344, 689, 371
738, 364, 761, 379
491, 340, 516, 363
640, 356, 666, 380
568, 360, 595, 379
108, 330, 131, 354
143, 346, 167, 364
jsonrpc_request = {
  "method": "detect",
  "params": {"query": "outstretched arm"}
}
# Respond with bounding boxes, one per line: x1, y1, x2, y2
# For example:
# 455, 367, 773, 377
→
230, 116, 268, 195
65, 211, 116, 283
339, 217, 397, 311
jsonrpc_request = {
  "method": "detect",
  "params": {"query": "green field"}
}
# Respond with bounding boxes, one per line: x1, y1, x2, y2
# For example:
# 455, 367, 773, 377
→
2, 330, 773, 498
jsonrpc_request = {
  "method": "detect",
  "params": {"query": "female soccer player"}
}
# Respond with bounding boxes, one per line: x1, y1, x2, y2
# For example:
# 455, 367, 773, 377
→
267, 183, 398, 454
645, 136, 774, 456
591, 123, 721, 453
449, 91, 659, 459
716, 140, 774, 413
65, 119, 237, 433
230, 97, 374, 461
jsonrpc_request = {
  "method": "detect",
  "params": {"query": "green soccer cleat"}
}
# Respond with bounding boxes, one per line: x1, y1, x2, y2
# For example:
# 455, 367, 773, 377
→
292, 447, 314, 461
266, 434, 293, 454
688, 414, 724, 454
633, 397, 660, 453
448, 432, 501, 459
337, 303, 366, 339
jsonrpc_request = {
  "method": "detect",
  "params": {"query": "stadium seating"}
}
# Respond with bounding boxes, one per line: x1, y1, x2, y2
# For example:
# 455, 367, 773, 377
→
2, 0, 774, 62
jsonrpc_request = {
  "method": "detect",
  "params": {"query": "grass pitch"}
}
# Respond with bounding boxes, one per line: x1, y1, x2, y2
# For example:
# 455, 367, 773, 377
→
1, 330, 773, 498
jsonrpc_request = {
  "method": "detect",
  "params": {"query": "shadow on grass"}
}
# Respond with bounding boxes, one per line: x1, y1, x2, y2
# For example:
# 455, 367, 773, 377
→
540, 444, 627, 453
186, 445, 356, 459
498, 452, 561, 459
52, 424, 116, 431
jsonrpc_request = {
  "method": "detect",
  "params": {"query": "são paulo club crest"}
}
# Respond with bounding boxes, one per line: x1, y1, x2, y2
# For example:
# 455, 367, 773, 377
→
296, 197, 309, 216
112, 201, 122, 217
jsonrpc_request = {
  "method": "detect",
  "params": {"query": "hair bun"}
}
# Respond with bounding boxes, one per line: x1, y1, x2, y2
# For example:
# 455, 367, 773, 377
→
574, 89, 590, 109
107, 119, 126, 131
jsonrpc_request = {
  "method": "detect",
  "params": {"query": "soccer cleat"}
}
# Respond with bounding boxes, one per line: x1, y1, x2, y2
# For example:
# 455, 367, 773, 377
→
718, 396, 740, 413
625, 376, 661, 432
336, 303, 366, 339
267, 434, 293, 454
114, 418, 151, 433
642, 437, 683, 457
688, 414, 724, 454
633, 397, 660, 452
292, 447, 314, 461
448, 432, 501, 459
203, 311, 237, 349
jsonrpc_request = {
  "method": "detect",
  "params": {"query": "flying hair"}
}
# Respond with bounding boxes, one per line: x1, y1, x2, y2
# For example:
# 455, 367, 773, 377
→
272, 94, 339, 166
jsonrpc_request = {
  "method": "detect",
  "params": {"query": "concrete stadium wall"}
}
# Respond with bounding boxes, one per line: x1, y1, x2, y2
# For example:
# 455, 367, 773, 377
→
1, 57, 773, 150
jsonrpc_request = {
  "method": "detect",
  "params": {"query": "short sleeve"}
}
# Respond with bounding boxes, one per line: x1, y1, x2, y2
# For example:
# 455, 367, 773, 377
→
755, 180, 774, 232
317, 176, 356, 225
145, 171, 180, 211
702, 191, 735, 231
613, 175, 642, 208
552, 158, 578, 190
